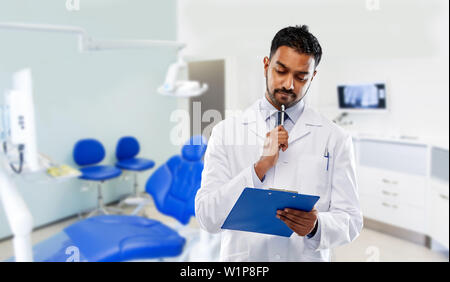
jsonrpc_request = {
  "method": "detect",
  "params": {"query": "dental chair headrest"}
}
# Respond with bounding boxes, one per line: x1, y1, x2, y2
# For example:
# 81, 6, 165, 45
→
181, 135, 207, 161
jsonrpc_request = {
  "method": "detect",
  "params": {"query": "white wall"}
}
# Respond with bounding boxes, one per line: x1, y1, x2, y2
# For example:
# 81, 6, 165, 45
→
177, 0, 449, 144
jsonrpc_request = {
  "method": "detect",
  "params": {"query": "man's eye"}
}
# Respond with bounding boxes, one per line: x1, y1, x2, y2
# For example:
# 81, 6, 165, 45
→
275, 69, 286, 74
296, 77, 306, 81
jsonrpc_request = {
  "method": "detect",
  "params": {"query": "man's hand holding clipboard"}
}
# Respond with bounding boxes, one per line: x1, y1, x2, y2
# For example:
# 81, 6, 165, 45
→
221, 188, 320, 237
276, 207, 319, 237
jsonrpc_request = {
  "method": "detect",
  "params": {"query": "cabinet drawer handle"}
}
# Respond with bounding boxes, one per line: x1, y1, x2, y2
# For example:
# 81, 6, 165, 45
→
382, 202, 398, 209
382, 190, 398, 197
382, 178, 398, 185
440, 194, 449, 200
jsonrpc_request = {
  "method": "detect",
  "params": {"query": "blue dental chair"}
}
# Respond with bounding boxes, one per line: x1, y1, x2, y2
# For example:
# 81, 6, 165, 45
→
115, 136, 155, 209
29, 135, 207, 262
73, 138, 123, 217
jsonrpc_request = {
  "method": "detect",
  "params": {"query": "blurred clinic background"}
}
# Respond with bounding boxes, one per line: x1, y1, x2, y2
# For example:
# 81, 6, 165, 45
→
0, 0, 448, 262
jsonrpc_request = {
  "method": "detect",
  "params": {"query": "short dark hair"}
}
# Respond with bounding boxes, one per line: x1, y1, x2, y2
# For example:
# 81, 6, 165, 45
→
270, 25, 322, 68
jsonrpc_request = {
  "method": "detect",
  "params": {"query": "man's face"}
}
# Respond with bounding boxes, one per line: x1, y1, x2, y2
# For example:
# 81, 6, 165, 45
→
264, 46, 317, 109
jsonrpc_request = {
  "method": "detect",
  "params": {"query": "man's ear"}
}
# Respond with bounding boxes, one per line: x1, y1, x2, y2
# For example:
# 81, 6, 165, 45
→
263, 56, 270, 78
311, 70, 317, 81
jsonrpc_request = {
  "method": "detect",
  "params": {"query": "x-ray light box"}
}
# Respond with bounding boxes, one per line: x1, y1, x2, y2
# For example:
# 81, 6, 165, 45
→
337, 82, 388, 113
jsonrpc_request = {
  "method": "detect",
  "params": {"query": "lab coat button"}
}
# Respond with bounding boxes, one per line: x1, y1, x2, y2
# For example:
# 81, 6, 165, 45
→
275, 254, 281, 260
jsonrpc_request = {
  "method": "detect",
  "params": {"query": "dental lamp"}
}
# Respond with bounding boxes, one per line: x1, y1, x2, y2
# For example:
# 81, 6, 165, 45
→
0, 22, 185, 52
157, 56, 209, 98
0, 22, 208, 98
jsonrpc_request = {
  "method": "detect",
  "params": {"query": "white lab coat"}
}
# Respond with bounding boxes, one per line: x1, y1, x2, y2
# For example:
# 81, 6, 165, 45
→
195, 99, 363, 262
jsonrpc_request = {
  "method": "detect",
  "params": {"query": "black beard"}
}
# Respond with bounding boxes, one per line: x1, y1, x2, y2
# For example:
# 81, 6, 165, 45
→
265, 77, 303, 109
266, 78, 311, 109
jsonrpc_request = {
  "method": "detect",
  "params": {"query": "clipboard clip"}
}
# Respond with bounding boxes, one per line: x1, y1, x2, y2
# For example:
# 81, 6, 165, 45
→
268, 188, 298, 194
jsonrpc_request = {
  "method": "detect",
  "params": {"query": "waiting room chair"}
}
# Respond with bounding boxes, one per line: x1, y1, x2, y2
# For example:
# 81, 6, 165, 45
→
29, 135, 207, 262
73, 138, 123, 217
115, 136, 155, 209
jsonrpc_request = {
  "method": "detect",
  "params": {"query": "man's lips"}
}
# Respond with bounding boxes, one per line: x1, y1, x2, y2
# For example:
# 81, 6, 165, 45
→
277, 91, 295, 98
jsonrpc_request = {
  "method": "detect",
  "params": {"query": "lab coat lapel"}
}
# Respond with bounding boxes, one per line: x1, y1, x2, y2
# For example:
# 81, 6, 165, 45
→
241, 100, 267, 145
240, 101, 323, 147
288, 105, 322, 145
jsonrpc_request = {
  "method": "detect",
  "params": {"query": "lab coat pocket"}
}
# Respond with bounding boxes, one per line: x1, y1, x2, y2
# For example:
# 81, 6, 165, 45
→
296, 155, 330, 198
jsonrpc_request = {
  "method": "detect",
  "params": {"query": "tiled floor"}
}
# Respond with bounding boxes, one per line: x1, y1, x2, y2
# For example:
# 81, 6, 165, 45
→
0, 202, 448, 262
332, 228, 448, 262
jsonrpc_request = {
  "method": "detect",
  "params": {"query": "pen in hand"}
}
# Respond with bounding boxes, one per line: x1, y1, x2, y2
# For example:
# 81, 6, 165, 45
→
279, 104, 286, 151
255, 105, 288, 180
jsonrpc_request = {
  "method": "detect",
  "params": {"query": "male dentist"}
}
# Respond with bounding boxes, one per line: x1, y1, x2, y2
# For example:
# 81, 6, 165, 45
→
195, 25, 363, 262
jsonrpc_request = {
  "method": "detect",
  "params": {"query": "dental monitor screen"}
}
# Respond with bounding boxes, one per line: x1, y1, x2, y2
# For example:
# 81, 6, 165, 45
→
337, 83, 387, 111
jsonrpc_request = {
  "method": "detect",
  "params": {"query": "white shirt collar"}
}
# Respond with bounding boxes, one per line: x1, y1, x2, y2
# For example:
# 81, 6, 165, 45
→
259, 95, 305, 124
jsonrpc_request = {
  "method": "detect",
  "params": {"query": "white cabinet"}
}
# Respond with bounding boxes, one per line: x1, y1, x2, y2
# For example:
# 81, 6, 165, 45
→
359, 193, 426, 234
428, 180, 449, 249
357, 139, 428, 176
354, 137, 449, 250
357, 166, 427, 208
355, 139, 428, 234
357, 166, 427, 233
428, 146, 449, 249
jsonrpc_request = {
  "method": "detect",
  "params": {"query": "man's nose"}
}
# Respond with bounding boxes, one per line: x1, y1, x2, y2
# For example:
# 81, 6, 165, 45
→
282, 74, 294, 91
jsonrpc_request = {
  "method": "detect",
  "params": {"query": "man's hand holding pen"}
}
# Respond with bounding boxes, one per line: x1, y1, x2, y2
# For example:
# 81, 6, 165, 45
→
254, 125, 289, 181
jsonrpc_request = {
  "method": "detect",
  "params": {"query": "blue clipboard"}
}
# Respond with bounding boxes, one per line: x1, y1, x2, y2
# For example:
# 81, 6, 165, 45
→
221, 187, 320, 237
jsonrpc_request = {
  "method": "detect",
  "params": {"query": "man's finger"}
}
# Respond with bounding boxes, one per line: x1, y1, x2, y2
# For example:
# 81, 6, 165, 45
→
277, 210, 309, 225
276, 134, 288, 140
278, 209, 310, 221
279, 145, 288, 152
278, 210, 311, 223
272, 130, 288, 137
277, 125, 285, 131
278, 134, 288, 141
277, 214, 309, 233
284, 208, 317, 218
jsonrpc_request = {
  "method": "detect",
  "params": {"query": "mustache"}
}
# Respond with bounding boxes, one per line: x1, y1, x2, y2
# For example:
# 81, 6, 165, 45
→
274, 89, 295, 96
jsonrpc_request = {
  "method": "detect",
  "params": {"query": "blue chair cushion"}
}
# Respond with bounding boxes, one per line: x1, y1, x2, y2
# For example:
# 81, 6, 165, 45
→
79, 165, 122, 181
116, 158, 155, 171
116, 136, 140, 161
31, 215, 185, 262
182, 135, 207, 161
146, 155, 203, 225
73, 139, 106, 166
